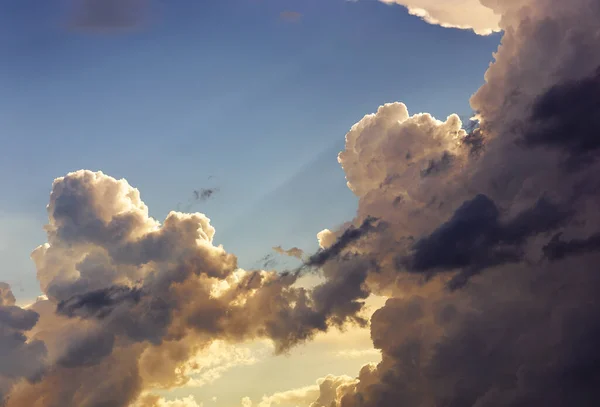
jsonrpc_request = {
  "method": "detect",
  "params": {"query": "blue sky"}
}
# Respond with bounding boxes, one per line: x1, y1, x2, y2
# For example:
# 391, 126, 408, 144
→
0, 0, 501, 302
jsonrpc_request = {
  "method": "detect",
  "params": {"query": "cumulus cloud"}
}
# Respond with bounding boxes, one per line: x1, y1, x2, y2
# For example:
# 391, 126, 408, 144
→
1, 170, 372, 406
251, 375, 356, 407
301, 0, 600, 406
0, 283, 46, 403
0, 283, 16, 307
378, 0, 501, 34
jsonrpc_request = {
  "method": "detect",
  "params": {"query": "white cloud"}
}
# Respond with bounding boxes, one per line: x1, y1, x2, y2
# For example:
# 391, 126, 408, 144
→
378, 0, 501, 34
257, 384, 320, 407
184, 340, 273, 388
250, 375, 357, 407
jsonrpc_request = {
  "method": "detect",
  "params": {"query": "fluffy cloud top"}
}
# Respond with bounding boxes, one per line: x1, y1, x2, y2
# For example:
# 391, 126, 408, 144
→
379, 0, 501, 34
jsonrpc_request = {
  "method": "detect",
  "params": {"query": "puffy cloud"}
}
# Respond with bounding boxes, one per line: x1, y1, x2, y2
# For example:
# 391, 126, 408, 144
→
339, 102, 473, 236
1, 170, 371, 406
0, 283, 46, 402
184, 340, 271, 388
303, 0, 600, 406
309, 375, 358, 407
472, 0, 600, 152
252, 375, 356, 407
378, 0, 501, 35
0, 283, 15, 307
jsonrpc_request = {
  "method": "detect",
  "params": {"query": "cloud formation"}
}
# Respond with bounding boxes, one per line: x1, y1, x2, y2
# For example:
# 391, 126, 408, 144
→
1, 170, 372, 406
4, 0, 600, 405
272, 246, 304, 260
0, 284, 46, 404
301, 0, 600, 406
378, 0, 501, 34
246, 375, 356, 407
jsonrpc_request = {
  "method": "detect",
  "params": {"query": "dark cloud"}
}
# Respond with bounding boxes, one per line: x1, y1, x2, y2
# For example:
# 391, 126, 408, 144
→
0, 285, 47, 403
420, 151, 455, 178
525, 67, 600, 155
193, 188, 219, 202
57, 329, 115, 368
0, 306, 40, 332
401, 194, 570, 288
306, 217, 379, 268
334, 254, 600, 407
56, 285, 143, 320
543, 232, 600, 261
311, 256, 373, 327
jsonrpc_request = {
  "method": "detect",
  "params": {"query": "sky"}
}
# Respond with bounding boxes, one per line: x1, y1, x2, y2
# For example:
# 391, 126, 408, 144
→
2, 0, 600, 407
0, 0, 500, 301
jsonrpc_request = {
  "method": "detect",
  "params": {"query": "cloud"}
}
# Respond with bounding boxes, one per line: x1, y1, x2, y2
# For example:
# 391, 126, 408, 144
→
251, 375, 356, 407
338, 102, 473, 236
193, 188, 219, 202
300, 0, 600, 406
543, 232, 600, 261
272, 246, 305, 260
0, 283, 16, 307
0, 283, 46, 403
524, 68, 600, 155
184, 340, 270, 388
1, 170, 374, 406
378, 0, 501, 35
401, 194, 571, 288
305, 217, 379, 268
